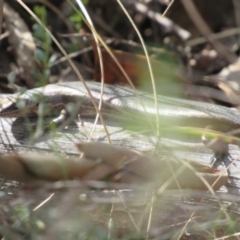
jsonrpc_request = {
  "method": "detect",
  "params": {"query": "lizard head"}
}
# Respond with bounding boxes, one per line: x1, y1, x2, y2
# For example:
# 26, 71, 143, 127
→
0, 94, 41, 118
0, 96, 22, 117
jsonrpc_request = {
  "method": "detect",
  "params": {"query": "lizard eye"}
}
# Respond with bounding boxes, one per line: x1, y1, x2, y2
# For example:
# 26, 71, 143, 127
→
12, 102, 18, 109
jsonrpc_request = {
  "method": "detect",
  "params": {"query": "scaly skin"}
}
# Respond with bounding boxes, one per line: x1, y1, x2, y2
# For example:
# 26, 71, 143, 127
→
1, 81, 240, 134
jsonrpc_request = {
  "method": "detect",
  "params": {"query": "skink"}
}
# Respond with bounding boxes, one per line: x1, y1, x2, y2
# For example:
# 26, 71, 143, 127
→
1, 81, 240, 136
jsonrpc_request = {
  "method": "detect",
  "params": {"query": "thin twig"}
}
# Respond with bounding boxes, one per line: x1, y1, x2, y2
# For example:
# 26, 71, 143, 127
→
180, 0, 237, 64
162, 0, 175, 17
0, 0, 3, 41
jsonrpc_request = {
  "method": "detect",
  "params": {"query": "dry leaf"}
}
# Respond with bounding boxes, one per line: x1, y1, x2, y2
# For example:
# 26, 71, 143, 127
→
0, 142, 227, 190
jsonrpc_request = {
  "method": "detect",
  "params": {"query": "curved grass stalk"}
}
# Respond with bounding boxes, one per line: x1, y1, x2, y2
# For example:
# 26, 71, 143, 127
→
16, 0, 112, 144
115, 0, 160, 152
